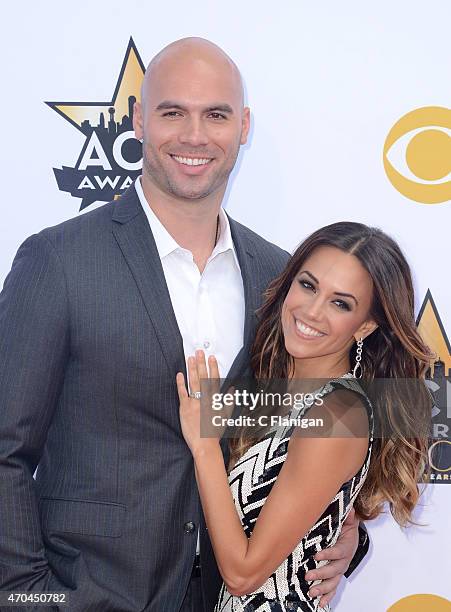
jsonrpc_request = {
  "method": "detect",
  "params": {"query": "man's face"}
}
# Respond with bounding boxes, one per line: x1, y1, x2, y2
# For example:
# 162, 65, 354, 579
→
134, 56, 250, 201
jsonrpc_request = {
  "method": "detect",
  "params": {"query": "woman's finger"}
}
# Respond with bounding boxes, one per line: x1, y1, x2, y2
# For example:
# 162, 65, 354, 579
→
176, 372, 188, 400
208, 355, 220, 380
196, 350, 208, 385
188, 356, 200, 394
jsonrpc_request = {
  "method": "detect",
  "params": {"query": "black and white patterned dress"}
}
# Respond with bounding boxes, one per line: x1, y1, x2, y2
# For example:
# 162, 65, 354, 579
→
214, 375, 374, 612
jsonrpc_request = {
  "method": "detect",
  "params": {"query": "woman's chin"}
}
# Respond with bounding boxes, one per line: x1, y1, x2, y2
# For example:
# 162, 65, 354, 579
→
285, 341, 319, 361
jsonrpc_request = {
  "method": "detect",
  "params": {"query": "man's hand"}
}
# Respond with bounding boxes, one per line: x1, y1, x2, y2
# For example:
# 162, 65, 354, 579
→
305, 508, 360, 608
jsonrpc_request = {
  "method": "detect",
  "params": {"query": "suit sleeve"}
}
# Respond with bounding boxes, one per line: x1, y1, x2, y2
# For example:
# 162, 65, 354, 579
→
0, 232, 70, 592
344, 522, 370, 578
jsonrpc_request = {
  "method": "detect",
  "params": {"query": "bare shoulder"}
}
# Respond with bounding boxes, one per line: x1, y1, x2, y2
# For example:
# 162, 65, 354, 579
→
286, 385, 370, 485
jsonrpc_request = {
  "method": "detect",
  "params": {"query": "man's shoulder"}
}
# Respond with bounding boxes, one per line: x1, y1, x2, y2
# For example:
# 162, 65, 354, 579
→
38, 201, 116, 248
229, 217, 290, 258
228, 216, 290, 271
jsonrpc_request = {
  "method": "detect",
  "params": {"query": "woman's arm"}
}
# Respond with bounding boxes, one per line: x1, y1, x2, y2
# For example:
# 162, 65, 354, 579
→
177, 351, 369, 597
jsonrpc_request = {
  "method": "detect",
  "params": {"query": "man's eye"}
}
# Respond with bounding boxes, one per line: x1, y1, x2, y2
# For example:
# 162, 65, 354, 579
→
163, 111, 182, 118
333, 300, 351, 311
208, 112, 226, 120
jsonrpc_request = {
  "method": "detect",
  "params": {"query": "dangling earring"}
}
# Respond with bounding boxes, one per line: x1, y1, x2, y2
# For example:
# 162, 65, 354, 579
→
352, 337, 364, 378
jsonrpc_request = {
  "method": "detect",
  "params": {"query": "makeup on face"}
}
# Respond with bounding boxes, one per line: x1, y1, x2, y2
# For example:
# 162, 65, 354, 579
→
281, 246, 375, 368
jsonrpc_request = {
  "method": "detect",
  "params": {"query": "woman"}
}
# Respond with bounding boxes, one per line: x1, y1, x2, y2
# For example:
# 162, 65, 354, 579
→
176, 222, 432, 612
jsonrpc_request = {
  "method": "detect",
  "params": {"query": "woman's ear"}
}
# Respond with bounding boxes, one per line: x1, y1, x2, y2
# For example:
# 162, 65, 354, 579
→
354, 320, 378, 342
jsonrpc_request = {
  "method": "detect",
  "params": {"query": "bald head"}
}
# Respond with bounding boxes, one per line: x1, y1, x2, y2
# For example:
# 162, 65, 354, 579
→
133, 37, 250, 204
141, 37, 244, 109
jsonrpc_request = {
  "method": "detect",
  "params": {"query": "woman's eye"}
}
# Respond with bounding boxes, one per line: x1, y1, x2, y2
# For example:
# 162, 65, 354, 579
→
299, 280, 314, 291
333, 300, 351, 311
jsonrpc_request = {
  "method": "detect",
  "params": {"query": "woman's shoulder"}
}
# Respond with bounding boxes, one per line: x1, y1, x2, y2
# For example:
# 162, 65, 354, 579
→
318, 376, 373, 424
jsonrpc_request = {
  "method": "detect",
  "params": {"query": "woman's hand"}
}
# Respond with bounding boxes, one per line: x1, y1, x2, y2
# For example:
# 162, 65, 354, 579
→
177, 350, 221, 457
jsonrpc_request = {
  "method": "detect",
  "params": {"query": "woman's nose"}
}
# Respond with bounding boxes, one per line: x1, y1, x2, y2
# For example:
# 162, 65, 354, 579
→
304, 295, 324, 321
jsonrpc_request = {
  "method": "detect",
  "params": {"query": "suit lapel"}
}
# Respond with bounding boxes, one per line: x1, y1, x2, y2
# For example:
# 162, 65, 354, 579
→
111, 188, 264, 468
224, 216, 263, 386
111, 186, 186, 376
111, 187, 264, 382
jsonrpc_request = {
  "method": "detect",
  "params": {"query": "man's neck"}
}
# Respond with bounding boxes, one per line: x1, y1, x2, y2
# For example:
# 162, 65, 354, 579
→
140, 175, 225, 273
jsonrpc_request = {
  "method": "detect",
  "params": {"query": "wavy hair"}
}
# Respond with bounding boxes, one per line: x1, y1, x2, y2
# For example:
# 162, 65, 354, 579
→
229, 222, 433, 526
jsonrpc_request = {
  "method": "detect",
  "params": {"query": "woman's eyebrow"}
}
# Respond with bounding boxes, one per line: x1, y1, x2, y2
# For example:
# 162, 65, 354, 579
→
334, 291, 358, 306
299, 270, 318, 283
299, 270, 358, 305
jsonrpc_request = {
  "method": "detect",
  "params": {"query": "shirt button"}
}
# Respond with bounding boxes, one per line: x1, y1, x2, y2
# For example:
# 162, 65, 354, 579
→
203, 341, 210, 349
183, 521, 195, 534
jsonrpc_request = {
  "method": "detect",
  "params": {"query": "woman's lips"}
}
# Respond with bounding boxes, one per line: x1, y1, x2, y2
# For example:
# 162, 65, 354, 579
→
294, 317, 326, 340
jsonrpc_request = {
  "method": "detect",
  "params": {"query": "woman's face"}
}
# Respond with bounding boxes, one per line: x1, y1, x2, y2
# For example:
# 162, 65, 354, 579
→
281, 245, 377, 362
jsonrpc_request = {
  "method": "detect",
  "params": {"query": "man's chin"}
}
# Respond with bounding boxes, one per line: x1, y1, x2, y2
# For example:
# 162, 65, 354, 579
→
168, 181, 220, 202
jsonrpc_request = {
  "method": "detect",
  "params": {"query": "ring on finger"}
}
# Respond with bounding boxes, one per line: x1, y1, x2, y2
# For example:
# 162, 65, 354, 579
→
189, 391, 202, 400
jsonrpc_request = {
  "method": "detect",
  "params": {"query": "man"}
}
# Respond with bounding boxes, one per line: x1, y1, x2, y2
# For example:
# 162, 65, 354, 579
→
0, 38, 369, 611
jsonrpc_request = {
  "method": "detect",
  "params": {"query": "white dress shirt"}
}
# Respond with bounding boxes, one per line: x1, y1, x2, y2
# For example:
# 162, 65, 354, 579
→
135, 177, 245, 555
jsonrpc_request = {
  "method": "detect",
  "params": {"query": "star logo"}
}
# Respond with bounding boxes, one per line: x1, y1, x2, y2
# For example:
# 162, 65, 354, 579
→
46, 38, 145, 210
417, 289, 451, 375
417, 290, 451, 483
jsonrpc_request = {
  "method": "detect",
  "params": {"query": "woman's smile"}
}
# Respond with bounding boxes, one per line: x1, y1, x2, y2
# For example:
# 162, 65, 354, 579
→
293, 317, 327, 340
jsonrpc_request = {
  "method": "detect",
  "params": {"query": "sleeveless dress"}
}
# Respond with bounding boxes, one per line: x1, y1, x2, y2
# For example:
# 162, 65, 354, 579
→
214, 375, 374, 612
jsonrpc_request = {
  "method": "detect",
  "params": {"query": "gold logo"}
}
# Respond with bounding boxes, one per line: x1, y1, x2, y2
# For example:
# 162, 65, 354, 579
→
383, 106, 451, 204
428, 440, 451, 473
388, 594, 451, 611
46, 38, 145, 210
417, 290, 451, 374
417, 290, 451, 482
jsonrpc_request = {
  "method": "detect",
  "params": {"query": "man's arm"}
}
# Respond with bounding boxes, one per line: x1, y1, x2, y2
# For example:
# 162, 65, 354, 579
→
345, 521, 369, 577
0, 233, 70, 591
305, 510, 370, 608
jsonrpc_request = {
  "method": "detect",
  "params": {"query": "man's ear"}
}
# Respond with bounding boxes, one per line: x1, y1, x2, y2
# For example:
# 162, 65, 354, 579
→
354, 320, 378, 342
133, 101, 144, 141
240, 107, 251, 145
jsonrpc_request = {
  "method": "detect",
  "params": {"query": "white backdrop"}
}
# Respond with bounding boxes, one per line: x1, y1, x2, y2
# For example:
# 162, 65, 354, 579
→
0, 1, 449, 610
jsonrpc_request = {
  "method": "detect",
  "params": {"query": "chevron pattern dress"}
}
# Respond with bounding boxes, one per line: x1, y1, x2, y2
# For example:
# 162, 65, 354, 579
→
214, 376, 374, 612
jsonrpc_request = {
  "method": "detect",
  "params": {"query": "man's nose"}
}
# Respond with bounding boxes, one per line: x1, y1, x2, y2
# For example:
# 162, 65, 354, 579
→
178, 117, 209, 147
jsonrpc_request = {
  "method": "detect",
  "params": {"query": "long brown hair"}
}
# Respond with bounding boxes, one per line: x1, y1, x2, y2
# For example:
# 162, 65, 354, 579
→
229, 221, 433, 526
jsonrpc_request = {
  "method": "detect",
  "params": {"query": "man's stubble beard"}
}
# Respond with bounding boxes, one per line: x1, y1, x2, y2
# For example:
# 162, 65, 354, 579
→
141, 144, 240, 202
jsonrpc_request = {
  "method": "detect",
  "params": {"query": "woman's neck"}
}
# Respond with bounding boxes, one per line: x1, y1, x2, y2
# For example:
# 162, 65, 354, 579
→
293, 353, 351, 380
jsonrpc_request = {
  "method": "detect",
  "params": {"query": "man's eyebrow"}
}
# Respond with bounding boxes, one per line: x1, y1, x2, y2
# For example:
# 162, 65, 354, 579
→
204, 104, 234, 114
298, 270, 358, 305
155, 101, 187, 111
154, 101, 234, 113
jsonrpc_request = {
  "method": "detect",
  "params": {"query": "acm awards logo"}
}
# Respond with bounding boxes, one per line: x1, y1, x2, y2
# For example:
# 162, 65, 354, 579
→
383, 106, 451, 204
417, 290, 451, 483
46, 38, 145, 210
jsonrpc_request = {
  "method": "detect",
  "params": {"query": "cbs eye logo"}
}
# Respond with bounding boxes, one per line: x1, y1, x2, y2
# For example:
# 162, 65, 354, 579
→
388, 594, 451, 611
383, 106, 451, 204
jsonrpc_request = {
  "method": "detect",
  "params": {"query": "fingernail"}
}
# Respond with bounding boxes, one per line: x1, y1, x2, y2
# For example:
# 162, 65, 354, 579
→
307, 572, 316, 580
309, 589, 318, 597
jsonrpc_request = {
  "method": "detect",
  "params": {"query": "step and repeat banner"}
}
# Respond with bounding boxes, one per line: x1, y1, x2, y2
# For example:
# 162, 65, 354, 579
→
0, 1, 449, 610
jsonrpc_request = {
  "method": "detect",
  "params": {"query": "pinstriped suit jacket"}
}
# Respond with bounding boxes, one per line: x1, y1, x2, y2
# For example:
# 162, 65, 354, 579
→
0, 184, 290, 611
